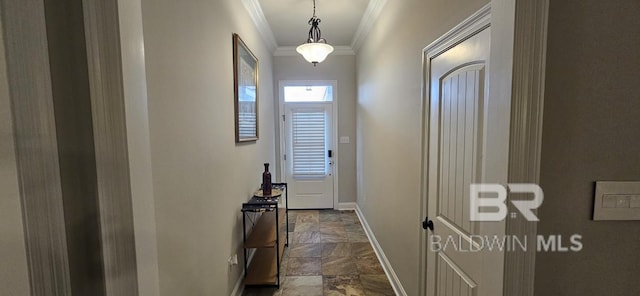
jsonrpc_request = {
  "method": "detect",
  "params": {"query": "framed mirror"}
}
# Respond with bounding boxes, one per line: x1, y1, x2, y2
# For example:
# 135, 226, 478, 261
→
233, 33, 259, 142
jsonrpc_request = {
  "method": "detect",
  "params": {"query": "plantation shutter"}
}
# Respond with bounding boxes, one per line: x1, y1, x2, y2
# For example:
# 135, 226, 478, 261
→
291, 108, 327, 177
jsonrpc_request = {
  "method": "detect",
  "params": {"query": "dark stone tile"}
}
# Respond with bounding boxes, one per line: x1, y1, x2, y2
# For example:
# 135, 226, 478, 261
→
340, 215, 356, 224
322, 243, 352, 257
320, 214, 343, 222
342, 218, 362, 227
351, 243, 375, 258
280, 256, 289, 276
322, 233, 348, 243
295, 222, 319, 233
296, 217, 318, 225
360, 274, 395, 296
321, 225, 347, 234
320, 221, 345, 229
347, 231, 369, 243
323, 275, 365, 296
291, 231, 320, 244
345, 224, 364, 233
280, 276, 323, 296
321, 209, 342, 215
322, 256, 358, 276
296, 212, 319, 224
287, 257, 322, 276
287, 232, 294, 245
296, 210, 320, 215
321, 229, 348, 243
289, 243, 322, 258
355, 255, 385, 275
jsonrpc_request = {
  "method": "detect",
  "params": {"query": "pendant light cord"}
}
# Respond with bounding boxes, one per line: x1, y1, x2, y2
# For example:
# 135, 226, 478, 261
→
312, 0, 317, 17
305, 0, 326, 44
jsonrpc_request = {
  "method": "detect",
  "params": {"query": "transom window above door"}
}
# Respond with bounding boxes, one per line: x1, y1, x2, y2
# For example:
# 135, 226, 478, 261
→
284, 86, 333, 102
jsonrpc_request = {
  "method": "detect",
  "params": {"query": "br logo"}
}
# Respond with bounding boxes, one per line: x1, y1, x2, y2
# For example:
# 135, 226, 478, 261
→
470, 184, 543, 222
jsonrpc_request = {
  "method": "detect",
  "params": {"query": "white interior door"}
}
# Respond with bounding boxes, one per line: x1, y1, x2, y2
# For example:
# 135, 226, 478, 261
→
424, 20, 506, 296
282, 83, 335, 209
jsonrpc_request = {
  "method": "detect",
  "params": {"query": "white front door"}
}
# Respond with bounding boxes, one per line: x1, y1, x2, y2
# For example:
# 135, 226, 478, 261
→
424, 13, 506, 296
282, 83, 336, 209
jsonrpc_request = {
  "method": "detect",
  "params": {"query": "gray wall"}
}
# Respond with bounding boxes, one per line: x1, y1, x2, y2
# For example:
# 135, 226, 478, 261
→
535, 1, 640, 295
0, 13, 31, 296
141, 0, 276, 294
355, 0, 488, 294
273, 55, 358, 203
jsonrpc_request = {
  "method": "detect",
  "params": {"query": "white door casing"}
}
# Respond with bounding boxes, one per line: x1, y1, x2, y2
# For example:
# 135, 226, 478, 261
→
423, 7, 507, 296
279, 81, 338, 209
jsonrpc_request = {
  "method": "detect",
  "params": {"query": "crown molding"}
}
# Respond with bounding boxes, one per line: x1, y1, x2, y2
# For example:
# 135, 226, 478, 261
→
241, 0, 278, 52
350, 0, 388, 52
273, 45, 355, 57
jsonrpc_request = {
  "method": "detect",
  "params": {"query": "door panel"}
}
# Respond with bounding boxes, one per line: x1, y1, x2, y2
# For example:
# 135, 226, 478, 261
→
436, 253, 476, 296
438, 64, 484, 238
285, 103, 334, 209
426, 24, 505, 296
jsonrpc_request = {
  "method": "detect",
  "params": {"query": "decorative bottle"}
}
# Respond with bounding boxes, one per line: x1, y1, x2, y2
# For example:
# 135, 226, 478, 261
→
262, 163, 272, 196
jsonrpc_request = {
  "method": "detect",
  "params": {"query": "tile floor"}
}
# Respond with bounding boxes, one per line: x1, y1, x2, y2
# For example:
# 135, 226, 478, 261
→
243, 210, 395, 296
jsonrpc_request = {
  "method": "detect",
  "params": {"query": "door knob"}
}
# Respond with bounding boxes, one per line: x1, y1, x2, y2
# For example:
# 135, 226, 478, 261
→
422, 217, 434, 231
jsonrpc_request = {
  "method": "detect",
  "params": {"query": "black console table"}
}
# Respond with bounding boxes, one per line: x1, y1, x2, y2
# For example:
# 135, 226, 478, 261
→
241, 183, 288, 287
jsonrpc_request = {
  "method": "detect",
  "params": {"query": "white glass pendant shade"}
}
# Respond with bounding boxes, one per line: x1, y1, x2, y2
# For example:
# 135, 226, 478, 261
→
296, 42, 334, 64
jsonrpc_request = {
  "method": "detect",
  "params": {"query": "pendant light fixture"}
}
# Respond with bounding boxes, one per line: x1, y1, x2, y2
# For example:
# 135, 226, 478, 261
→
296, 0, 334, 66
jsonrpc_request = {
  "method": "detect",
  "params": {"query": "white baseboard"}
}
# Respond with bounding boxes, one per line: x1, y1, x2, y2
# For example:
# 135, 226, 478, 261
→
355, 204, 407, 296
338, 202, 357, 210
230, 272, 244, 296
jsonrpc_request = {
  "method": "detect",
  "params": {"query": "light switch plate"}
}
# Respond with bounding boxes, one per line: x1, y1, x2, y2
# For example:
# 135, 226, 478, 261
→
593, 181, 640, 220
339, 136, 350, 144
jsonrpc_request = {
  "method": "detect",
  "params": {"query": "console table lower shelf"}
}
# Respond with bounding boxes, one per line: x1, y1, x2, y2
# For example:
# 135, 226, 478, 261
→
243, 208, 287, 286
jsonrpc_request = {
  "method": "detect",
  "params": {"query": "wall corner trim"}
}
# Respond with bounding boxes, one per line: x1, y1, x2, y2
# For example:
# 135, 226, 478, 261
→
502, 0, 549, 295
350, 0, 388, 52
241, 0, 278, 52
355, 204, 408, 296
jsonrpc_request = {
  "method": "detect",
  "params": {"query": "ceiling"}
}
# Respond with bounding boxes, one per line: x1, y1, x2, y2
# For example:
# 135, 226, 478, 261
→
257, 0, 370, 47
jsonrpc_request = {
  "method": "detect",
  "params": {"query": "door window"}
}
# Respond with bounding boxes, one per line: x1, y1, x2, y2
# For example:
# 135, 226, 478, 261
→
291, 108, 328, 178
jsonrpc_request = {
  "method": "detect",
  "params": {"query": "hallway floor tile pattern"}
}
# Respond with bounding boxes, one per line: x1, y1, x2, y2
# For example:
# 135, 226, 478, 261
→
243, 210, 395, 296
